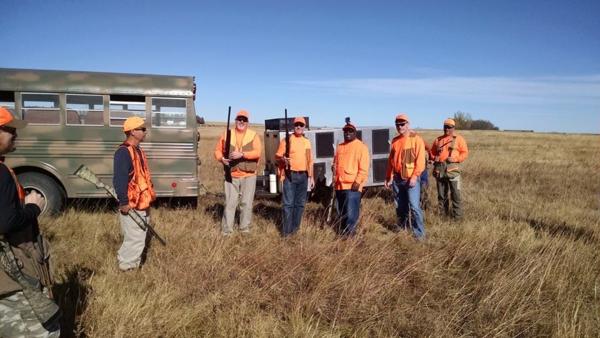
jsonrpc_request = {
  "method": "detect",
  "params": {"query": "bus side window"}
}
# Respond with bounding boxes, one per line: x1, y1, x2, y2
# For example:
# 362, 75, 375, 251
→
66, 94, 104, 126
0, 91, 15, 114
151, 97, 186, 128
22, 93, 60, 124
109, 95, 145, 127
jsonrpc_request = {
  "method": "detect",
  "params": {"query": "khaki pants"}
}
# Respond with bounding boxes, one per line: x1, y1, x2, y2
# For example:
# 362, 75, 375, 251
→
0, 291, 60, 338
436, 175, 463, 219
117, 209, 148, 271
222, 175, 257, 234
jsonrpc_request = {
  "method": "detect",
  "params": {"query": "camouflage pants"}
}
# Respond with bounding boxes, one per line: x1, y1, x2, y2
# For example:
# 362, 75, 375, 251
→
0, 291, 60, 338
436, 175, 463, 219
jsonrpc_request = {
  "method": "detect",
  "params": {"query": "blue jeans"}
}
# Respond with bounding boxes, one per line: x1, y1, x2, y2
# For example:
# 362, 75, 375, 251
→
393, 175, 426, 239
335, 190, 362, 237
281, 172, 308, 236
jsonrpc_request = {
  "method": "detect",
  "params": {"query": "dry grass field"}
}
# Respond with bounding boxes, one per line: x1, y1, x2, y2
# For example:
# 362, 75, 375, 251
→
41, 124, 599, 337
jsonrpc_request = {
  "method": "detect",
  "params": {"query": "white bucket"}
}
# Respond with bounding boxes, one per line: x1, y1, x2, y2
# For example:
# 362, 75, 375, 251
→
269, 174, 277, 194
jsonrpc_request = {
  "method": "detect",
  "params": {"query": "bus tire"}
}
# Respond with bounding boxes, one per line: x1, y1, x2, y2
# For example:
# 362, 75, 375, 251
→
18, 172, 66, 216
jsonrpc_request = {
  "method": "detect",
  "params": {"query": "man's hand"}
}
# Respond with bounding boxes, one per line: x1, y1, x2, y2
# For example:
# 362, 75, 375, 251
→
221, 157, 231, 166
25, 191, 46, 211
384, 179, 392, 189
446, 157, 456, 163
119, 205, 131, 215
229, 151, 243, 160
351, 181, 360, 191
408, 176, 418, 188
308, 176, 315, 190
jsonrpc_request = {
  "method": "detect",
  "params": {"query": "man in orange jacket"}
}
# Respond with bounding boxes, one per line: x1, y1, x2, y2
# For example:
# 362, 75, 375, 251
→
385, 114, 426, 239
276, 117, 314, 236
430, 118, 469, 219
214, 110, 262, 235
113, 116, 156, 271
333, 122, 370, 237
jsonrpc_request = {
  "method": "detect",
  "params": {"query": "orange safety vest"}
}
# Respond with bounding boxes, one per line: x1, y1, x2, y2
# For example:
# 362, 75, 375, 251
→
0, 159, 25, 203
120, 143, 156, 210
228, 129, 259, 173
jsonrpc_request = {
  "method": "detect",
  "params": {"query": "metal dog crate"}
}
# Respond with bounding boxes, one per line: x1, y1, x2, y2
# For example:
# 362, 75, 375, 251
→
261, 122, 396, 195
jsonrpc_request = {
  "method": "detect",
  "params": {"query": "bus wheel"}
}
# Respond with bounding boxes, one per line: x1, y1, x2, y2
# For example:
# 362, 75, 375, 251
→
18, 172, 66, 216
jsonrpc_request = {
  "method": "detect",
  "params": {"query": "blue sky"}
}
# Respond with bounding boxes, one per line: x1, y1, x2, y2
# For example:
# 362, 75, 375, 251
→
2, 0, 599, 133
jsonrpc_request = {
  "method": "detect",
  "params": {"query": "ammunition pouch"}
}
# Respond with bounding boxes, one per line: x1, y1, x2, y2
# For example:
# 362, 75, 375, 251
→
433, 161, 461, 179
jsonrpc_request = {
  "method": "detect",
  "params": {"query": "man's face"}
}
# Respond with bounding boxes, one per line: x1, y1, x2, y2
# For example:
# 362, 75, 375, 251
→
444, 125, 454, 136
293, 122, 305, 136
0, 126, 17, 155
343, 128, 356, 142
131, 125, 147, 142
235, 116, 248, 131
395, 119, 409, 135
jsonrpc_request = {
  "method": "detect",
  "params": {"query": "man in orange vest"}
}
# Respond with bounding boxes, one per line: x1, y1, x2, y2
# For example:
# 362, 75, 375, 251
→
0, 107, 61, 336
333, 121, 370, 237
276, 117, 314, 236
385, 113, 426, 239
430, 118, 469, 219
214, 110, 262, 235
113, 116, 156, 271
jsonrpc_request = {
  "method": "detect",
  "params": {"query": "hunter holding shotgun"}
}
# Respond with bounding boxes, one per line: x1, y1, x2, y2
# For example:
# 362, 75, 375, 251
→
430, 118, 469, 220
113, 116, 156, 272
214, 110, 262, 235
275, 116, 314, 236
0, 107, 60, 337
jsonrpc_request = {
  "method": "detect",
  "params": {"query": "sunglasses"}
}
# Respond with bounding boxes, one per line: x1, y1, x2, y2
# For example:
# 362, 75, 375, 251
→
395, 122, 408, 127
294, 123, 305, 128
236, 117, 248, 123
134, 127, 147, 132
443, 125, 454, 129
0, 126, 17, 135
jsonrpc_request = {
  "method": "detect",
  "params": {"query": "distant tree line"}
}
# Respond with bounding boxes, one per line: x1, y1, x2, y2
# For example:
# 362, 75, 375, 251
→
452, 111, 499, 130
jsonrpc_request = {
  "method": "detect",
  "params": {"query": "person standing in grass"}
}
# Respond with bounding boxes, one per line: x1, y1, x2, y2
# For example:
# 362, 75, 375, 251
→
333, 121, 370, 237
385, 113, 426, 240
214, 110, 262, 235
0, 107, 61, 337
113, 116, 156, 272
430, 118, 469, 220
276, 117, 315, 236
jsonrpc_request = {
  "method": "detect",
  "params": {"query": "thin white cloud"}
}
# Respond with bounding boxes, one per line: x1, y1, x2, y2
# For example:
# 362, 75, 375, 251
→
291, 75, 600, 105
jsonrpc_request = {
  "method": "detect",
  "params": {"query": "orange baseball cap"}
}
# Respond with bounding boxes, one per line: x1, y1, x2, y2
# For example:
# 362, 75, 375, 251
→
293, 117, 306, 125
343, 122, 357, 131
0, 107, 27, 129
236, 110, 249, 119
443, 118, 455, 127
123, 116, 145, 132
395, 113, 409, 122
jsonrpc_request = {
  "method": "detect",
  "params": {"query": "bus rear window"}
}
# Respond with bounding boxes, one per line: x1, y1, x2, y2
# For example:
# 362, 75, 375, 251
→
66, 94, 104, 126
151, 98, 186, 128
22, 93, 60, 124
109, 95, 145, 127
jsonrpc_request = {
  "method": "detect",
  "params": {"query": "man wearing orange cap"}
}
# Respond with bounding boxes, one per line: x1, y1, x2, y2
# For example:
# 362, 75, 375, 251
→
333, 121, 370, 237
275, 116, 314, 236
113, 116, 156, 271
0, 107, 61, 336
214, 110, 262, 235
385, 113, 426, 239
430, 118, 469, 219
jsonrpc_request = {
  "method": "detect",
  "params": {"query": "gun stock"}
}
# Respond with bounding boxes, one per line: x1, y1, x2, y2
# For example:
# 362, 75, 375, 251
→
74, 165, 167, 246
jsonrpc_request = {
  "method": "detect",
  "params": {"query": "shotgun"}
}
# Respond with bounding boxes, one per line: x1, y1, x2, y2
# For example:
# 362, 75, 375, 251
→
223, 106, 233, 183
284, 108, 291, 180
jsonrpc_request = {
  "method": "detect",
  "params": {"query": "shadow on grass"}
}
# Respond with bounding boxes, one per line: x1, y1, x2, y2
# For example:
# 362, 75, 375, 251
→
527, 218, 598, 245
53, 265, 93, 338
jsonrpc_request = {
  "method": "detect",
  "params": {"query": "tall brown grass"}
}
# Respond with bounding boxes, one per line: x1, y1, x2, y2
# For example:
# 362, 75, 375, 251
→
42, 126, 600, 337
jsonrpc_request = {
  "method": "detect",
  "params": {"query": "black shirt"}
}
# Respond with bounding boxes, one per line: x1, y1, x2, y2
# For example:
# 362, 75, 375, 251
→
0, 163, 41, 234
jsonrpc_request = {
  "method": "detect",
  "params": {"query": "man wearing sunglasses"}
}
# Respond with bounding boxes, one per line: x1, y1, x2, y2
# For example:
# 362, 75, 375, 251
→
275, 117, 314, 236
333, 121, 370, 237
113, 116, 156, 271
214, 110, 262, 235
430, 118, 469, 220
0, 107, 61, 337
385, 113, 426, 240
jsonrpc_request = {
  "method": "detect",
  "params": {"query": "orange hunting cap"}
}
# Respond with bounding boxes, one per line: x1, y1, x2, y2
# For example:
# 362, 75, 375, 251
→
236, 110, 249, 119
293, 117, 306, 125
123, 116, 145, 132
343, 122, 357, 131
395, 113, 409, 122
443, 118, 455, 127
0, 107, 27, 129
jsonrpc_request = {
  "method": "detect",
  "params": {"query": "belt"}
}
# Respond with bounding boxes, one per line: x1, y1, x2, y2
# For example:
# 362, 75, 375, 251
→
290, 170, 307, 174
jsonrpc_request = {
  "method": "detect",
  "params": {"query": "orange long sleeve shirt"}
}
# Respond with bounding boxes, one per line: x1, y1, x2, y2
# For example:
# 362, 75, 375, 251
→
214, 128, 262, 178
275, 134, 313, 179
430, 134, 468, 163
386, 132, 426, 181
334, 139, 370, 191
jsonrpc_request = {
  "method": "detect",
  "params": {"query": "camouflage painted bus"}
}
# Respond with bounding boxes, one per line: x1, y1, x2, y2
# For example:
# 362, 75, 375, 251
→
0, 68, 199, 214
